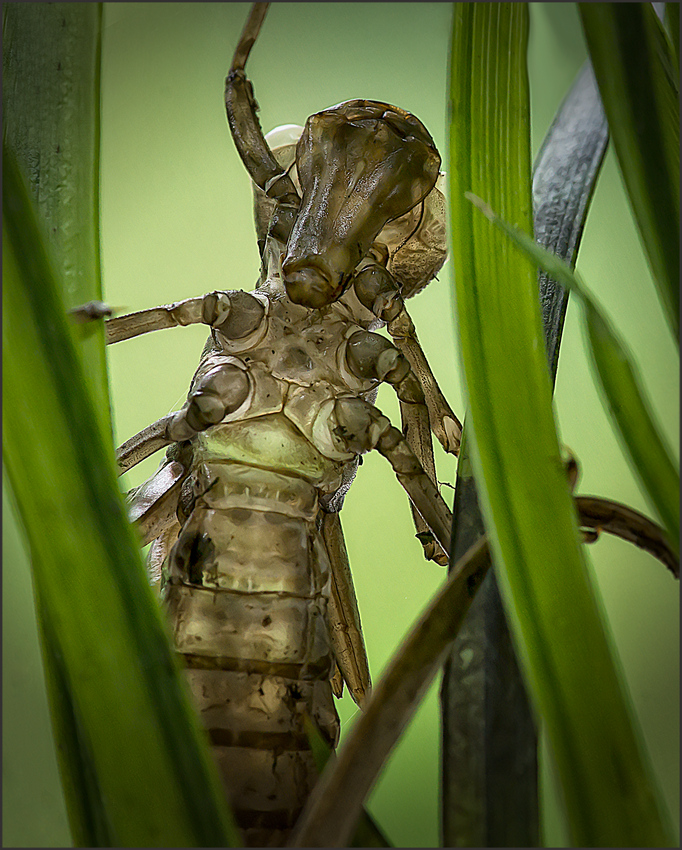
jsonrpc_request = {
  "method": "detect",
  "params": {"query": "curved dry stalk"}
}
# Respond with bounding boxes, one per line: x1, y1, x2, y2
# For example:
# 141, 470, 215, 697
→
289, 488, 676, 846
576, 495, 679, 577
289, 536, 491, 847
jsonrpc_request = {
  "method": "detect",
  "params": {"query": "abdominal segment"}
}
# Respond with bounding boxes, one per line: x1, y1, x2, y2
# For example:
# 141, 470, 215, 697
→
162, 461, 339, 847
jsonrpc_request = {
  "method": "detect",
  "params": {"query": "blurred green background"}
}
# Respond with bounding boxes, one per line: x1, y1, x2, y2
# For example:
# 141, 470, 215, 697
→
3, 4, 678, 846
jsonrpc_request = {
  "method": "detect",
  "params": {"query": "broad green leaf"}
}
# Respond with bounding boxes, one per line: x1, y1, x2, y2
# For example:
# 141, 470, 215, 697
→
468, 192, 680, 554
448, 4, 675, 847
579, 3, 680, 342
4, 90, 238, 850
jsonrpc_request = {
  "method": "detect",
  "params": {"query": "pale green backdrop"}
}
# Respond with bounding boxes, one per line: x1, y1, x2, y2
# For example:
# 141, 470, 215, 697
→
4, 4, 678, 847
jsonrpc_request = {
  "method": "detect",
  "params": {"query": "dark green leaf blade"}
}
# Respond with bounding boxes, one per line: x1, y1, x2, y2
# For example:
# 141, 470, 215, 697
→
665, 4, 679, 73
579, 3, 680, 341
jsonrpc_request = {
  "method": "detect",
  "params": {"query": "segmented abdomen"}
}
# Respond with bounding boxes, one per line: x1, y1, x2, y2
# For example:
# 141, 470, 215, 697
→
162, 444, 340, 847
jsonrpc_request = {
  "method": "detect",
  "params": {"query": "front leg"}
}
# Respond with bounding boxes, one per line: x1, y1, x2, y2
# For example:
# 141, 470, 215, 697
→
115, 357, 252, 471
112, 291, 268, 473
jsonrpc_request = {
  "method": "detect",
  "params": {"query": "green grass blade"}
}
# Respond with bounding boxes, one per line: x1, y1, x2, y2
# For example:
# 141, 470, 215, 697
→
449, 4, 675, 846
578, 3, 680, 341
4, 137, 239, 850
4, 6, 113, 842
442, 59, 610, 849
4, 6, 238, 844
3, 3, 110, 421
468, 193, 680, 554
33, 599, 115, 846
585, 304, 679, 550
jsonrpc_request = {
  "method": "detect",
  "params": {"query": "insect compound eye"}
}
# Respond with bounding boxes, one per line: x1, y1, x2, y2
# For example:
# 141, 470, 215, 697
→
281, 100, 441, 310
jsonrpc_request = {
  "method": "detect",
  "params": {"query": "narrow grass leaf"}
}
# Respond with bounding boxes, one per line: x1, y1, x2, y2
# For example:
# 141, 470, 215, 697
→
579, 3, 680, 341
468, 192, 679, 553
33, 600, 115, 846
449, 4, 675, 846
665, 4, 679, 73
585, 304, 679, 549
4, 6, 114, 841
4, 137, 239, 850
3, 3, 110, 421
442, 60, 609, 850
4, 6, 239, 845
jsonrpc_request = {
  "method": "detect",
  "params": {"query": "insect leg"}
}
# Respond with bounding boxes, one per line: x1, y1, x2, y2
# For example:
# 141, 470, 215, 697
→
225, 3, 300, 244
147, 520, 182, 587
105, 296, 206, 343
321, 511, 371, 709
126, 459, 186, 546
165, 357, 251, 442
351, 262, 459, 562
397, 399, 448, 565
352, 250, 404, 325
117, 415, 175, 474
388, 306, 462, 456
122, 457, 185, 584
106, 290, 267, 345
351, 228, 460, 460
114, 291, 266, 471
344, 329, 448, 564
388, 314, 459, 564
328, 398, 452, 556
